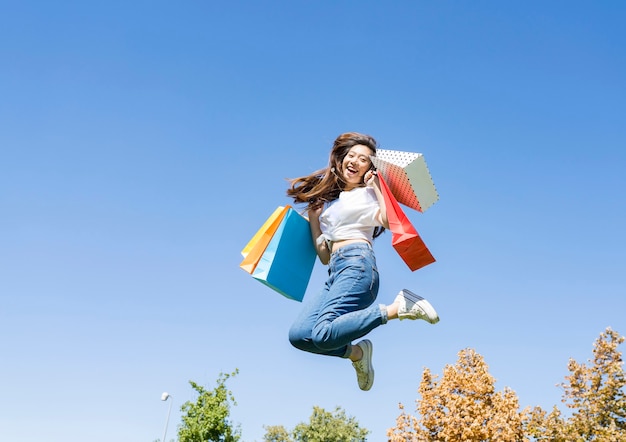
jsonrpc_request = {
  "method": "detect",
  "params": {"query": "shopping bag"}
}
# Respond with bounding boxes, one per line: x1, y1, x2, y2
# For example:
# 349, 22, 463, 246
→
370, 149, 439, 212
239, 206, 289, 274
252, 208, 316, 301
241, 206, 288, 258
378, 174, 436, 271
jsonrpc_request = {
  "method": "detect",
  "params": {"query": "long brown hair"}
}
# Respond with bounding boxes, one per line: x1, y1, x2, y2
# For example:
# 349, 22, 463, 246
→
287, 132, 378, 208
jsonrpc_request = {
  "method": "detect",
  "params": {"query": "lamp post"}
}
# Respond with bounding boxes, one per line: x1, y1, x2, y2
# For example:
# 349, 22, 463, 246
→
161, 392, 173, 442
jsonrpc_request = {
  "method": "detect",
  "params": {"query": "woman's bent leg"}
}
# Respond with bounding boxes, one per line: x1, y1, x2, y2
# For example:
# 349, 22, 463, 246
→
311, 244, 387, 353
288, 283, 348, 356
311, 282, 385, 352
289, 244, 388, 358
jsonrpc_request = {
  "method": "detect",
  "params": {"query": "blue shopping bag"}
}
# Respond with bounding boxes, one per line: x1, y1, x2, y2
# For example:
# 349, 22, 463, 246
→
252, 208, 316, 302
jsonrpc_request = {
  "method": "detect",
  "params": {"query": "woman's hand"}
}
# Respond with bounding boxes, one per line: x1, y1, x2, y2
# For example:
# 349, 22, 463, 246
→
366, 170, 389, 229
307, 201, 330, 264
308, 201, 324, 220
308, 204, 324, 220
364, 170, 378, 187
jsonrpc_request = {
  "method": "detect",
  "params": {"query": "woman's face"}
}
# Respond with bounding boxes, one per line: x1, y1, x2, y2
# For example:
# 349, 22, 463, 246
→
340, 144, 374, 190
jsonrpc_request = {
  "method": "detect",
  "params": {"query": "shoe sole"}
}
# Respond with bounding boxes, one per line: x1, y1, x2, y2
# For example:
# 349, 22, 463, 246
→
401, 289, 440, 324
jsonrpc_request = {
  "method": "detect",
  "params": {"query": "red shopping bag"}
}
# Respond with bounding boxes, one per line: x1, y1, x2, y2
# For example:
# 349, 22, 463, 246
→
378, 174, 435, 271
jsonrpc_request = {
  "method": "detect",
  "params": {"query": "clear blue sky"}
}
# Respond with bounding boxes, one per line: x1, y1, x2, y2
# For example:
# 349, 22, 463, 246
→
1, 1, 625, 441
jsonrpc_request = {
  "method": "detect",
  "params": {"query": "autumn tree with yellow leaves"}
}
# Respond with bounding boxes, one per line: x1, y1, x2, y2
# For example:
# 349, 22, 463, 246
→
387, 327, 625, 441
526, 327, 626, 441
387, 348, 526, 441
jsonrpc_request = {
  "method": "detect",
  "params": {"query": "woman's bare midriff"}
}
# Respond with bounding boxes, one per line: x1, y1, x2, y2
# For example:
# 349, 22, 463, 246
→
331, 239, 371, 253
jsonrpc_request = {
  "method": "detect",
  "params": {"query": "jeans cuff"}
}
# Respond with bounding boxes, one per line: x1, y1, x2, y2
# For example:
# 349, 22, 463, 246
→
379, 304, 389, 324
342, 345, 352, 359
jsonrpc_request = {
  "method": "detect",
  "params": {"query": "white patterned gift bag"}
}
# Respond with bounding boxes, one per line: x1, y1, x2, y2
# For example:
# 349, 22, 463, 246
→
370, 149, 439, 212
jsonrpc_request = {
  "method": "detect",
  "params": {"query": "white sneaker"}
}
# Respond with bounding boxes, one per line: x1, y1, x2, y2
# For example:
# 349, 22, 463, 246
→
351, 339, 374, 391
396, 289, 439, 324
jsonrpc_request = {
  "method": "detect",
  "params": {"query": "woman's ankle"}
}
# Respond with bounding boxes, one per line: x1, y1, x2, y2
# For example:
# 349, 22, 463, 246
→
348, 344, 363, 362
387, 300, 399, 320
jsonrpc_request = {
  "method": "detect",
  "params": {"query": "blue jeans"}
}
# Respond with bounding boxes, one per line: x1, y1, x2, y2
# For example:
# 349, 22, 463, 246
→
288, 243, 388, 358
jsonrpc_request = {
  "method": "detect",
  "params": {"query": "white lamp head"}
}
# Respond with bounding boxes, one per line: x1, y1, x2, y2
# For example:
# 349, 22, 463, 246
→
161, 392, 170, 401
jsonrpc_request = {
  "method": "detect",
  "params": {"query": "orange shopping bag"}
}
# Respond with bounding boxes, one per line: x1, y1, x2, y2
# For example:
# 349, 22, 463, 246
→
239, 205, 290, 273
378, 174, 435, 271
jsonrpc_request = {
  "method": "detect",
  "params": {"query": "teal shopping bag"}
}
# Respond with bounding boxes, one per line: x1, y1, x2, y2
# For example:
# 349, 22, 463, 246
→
252, 208, 316, 302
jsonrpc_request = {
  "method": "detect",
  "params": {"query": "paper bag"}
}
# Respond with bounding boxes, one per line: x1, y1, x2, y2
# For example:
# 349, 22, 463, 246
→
252, 208, 316, 301
239, 206, 289, 274
379, 174, 436, 271
371, 149, 438, 212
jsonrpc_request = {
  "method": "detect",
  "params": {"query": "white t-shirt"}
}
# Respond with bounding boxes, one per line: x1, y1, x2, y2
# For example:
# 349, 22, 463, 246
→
319, 187, 382, 244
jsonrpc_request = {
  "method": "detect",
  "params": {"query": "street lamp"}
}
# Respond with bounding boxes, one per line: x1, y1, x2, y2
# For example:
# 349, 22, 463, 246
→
161, 392, 173, 442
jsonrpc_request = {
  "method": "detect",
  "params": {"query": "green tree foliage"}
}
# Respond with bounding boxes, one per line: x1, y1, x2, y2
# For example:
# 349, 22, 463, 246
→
263, 406, 369, 442
178, 370, 241, 442
526, 327, 626, 441
263, 425, 292, 442
388, 348, 527, 441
